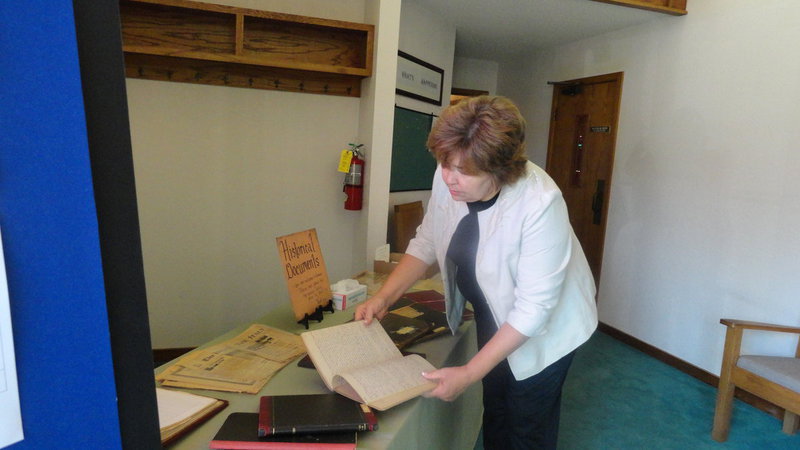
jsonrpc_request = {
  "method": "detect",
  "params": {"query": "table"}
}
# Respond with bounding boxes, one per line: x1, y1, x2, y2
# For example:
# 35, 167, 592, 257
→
158, 275, 481, 449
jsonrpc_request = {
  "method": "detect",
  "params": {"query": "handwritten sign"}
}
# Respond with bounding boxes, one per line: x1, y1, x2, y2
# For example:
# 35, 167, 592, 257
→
275, 229, 332, 320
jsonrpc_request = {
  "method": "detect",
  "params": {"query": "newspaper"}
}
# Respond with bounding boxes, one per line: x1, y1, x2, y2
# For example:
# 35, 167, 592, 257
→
156, 324, 305, 394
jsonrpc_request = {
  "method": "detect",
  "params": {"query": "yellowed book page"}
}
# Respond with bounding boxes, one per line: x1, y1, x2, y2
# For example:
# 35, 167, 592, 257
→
333, 354, 436, 410
301, 320, 402, 391
392, 305, 424, 319
409, 277, 444, 294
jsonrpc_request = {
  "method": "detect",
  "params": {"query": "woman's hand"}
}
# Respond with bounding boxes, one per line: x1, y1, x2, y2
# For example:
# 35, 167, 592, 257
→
354, 296, 391, 324
421, 324, 530, 402
421, 365, 477, 402
353, 254, 432, 324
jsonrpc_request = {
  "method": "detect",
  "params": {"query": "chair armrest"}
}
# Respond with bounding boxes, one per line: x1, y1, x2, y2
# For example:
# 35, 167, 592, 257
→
720, 319, 800, 335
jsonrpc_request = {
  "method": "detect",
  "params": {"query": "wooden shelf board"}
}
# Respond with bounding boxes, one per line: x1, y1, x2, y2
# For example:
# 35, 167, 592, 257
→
590, 0, 688, 16
125, 53, 362, 97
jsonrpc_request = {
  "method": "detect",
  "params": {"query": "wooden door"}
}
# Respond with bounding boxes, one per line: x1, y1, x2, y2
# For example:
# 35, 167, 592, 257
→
545, 72, 623, 285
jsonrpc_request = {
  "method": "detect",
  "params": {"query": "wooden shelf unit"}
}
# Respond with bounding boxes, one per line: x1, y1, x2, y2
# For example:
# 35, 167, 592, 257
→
120, 0, 374, 97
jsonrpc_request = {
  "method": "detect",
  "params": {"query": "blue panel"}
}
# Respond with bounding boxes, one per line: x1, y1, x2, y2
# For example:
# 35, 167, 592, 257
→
0, 2, 122, 448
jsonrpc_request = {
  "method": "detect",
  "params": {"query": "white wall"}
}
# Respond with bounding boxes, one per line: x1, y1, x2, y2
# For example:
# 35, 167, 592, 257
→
359, 0, 402, 264
128, 0, 458, 348
129, 0, 374, 348
387, 0, 456, 240
499, 0, 800, 375
453, 57, 499, 95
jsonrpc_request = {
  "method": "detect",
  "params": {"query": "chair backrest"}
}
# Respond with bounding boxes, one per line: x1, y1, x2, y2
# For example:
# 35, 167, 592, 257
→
796, 335, 800, 359
393, 201, 424, 253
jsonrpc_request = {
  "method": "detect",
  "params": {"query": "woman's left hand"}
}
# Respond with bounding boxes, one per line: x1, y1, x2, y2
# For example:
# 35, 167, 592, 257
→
421, 366, 476, 402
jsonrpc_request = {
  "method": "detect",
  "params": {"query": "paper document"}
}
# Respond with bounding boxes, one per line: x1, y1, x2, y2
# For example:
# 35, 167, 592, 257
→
157, 324, 305, 394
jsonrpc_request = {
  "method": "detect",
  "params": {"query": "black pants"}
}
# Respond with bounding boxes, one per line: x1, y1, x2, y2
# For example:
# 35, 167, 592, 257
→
481, 350, 576, 450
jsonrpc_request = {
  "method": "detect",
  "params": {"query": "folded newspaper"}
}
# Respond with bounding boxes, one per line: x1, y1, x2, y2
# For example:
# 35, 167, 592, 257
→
156, 324, 305, 394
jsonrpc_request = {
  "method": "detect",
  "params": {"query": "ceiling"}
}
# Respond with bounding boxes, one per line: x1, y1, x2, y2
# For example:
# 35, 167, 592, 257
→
411, 0, 668, 59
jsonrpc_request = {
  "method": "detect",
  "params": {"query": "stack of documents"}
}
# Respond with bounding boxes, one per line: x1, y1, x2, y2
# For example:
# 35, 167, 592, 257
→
157, 324, 305, 394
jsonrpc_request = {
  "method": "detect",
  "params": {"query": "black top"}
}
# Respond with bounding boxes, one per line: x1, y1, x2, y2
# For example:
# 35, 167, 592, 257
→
446, 191, 500, 348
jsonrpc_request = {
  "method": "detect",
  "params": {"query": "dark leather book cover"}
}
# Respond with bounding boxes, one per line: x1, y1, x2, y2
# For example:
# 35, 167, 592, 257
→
258, 394, 377, 437
379, 313, 432, 349
391, 291, 473, 343
210, 413, 356, 450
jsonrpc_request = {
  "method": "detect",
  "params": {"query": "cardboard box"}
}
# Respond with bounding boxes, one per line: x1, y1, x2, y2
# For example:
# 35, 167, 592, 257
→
373, 253, 439, 279
331, 282, 367, 310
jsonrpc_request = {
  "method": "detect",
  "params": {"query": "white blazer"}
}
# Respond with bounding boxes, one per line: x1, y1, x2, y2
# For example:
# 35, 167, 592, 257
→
406, 161, 598, 380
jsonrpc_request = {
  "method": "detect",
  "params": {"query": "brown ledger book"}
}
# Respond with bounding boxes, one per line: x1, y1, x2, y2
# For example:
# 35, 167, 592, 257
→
301, 320, 437, 411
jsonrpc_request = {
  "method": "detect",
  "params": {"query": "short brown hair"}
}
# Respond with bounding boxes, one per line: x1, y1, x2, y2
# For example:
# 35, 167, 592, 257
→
427, 95, 527, 187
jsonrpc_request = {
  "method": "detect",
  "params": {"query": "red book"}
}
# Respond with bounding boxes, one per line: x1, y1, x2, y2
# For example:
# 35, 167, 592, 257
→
402, 290, 473, 319
210, 413, 357, 450
401, 290, 449, 312
258, 394, 377, 437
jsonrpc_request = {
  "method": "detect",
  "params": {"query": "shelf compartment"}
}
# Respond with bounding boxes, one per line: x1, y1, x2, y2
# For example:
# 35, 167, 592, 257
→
242, 16, 370, 75
121, 1, 237, 55
119, 0, 373, 96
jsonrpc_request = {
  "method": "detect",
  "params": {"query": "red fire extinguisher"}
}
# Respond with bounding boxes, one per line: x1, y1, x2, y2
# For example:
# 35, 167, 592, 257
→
343, 143, 364, 210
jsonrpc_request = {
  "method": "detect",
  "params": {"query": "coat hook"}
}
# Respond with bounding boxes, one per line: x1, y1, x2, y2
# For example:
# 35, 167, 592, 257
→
194, 71, 202, 81
346, 87, 352, 95
274, 79, 281, 88
138, 66, 144, 77
298, 81, 304, 91
167, 70, 173, 80
323, 84, 329, 93
248, 78, 254, 87
223, 74, 229, 85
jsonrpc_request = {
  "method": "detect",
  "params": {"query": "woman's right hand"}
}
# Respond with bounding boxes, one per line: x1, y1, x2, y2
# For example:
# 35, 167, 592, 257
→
354, 296, 391, 324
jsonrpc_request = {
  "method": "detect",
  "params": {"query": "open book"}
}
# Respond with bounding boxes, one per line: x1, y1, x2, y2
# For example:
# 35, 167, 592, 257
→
301, 320, 437, 411
156, 388, 227, 446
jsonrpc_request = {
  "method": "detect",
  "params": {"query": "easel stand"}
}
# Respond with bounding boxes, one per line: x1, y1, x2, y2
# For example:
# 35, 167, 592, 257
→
297, 299, 335, 329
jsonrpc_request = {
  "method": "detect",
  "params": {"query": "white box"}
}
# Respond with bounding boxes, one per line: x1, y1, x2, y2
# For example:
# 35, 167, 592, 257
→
331, 282, 367, 310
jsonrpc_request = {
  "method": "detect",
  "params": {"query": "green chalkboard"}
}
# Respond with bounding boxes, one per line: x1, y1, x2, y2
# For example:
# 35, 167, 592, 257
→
390, 106, 437, 191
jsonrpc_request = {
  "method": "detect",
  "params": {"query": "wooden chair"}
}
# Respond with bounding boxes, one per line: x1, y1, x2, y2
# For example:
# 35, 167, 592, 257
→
712, 318, 800, 442
392, 201, 424, 253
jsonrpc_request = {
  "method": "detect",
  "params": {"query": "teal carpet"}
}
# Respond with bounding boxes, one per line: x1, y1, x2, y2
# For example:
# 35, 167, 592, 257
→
475, 331, 800, 449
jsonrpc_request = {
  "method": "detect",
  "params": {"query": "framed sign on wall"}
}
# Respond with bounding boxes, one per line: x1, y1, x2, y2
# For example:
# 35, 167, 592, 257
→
396, 51, 444, 106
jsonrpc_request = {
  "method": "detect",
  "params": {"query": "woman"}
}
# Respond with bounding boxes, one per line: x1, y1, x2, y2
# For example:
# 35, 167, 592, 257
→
355, 95, 597, 449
